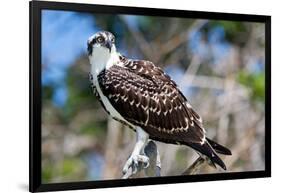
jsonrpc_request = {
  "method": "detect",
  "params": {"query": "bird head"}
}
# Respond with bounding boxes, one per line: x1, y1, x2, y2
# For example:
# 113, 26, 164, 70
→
87, 31, 116, 56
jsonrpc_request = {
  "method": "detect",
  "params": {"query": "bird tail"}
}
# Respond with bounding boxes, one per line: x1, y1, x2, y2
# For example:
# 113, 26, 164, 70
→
206, 138, 232, 155
187, 139, 231, 170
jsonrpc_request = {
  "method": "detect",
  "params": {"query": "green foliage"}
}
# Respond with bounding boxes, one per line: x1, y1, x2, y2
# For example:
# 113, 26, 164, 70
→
61, 158, 85, 176
42, 158, 87, 183
42, 163, 53, 183
80, 121, 107, 137
209, 21, 249, 45
64, 61, 96, 119
42, 85, 54, 101
237, 70, 265, 102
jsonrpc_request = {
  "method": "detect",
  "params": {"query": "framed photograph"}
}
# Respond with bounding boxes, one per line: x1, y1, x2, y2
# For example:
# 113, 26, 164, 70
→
29, 0, 271, 192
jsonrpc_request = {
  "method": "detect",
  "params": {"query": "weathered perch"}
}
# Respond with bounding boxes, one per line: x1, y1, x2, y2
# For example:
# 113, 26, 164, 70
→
182, 156, 206, 175
122, 141, 206, 178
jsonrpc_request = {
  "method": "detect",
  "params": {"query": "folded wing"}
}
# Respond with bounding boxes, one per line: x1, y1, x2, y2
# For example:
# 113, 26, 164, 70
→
98, 56, 205, 145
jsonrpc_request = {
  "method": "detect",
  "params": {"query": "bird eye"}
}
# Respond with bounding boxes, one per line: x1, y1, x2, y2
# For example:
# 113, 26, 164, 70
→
97, 36, 104, 43
111, 37, 115, 43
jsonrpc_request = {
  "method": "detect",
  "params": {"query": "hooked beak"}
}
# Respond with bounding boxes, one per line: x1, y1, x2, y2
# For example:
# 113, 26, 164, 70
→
105, 40, 112, 52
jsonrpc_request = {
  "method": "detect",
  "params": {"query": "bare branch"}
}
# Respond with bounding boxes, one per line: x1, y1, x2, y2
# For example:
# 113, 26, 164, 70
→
119, 16, 159, 61
182, 157, 206, 175
159, 20, 208, 56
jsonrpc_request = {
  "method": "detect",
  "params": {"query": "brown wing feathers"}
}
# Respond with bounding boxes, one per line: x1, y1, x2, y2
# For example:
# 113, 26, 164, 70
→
98, 57, 205, 143
97, 56, 231, 169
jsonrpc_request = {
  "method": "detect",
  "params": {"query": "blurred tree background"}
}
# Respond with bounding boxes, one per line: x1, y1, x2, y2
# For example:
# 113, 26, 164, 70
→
41, 10, 265, 183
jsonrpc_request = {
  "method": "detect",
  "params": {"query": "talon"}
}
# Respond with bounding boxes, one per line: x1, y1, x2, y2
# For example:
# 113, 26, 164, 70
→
133, 157, 139, 167
144, 161, 150, 168
122, 154, 150, 174
122, 166, 128, 175
137, 155, 149, 168
122, 157, 132, 174
131, 164, 138, 174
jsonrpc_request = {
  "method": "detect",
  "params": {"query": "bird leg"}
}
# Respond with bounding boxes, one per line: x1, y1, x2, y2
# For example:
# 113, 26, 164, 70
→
122, 127, 149, 175
122, 140, 161, 179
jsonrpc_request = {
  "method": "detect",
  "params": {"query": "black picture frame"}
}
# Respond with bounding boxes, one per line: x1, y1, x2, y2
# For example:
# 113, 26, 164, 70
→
29, 0, 271, 192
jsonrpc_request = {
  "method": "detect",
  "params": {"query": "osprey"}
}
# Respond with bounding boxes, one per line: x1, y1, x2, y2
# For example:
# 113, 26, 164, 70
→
87, 31, 231, 174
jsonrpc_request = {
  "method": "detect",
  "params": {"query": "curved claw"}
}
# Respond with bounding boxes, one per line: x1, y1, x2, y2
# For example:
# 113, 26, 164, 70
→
143, 161, 150, 168
137, 155, 149, 168
122, 154, 150, 174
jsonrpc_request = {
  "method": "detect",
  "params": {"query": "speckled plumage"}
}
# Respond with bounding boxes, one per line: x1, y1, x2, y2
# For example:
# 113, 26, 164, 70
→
87, 31, 231, 170
98, 55, 206, 145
